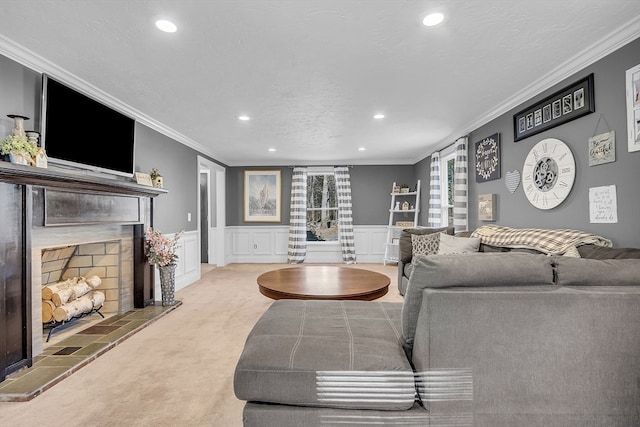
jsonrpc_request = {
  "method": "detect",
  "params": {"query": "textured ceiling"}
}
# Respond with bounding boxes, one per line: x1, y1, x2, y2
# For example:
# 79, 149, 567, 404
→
0, 1, 639, 166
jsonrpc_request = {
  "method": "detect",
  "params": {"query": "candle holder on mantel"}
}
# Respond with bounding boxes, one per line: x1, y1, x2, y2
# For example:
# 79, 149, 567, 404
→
7, 114, 29, 138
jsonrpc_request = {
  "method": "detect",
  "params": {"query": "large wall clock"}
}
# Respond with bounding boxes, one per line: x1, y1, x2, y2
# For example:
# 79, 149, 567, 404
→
522, 138, 576, 210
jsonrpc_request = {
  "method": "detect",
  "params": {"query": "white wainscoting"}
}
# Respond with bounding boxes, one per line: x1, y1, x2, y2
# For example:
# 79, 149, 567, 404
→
225, 225, 388, 263
153, 230, 200, 298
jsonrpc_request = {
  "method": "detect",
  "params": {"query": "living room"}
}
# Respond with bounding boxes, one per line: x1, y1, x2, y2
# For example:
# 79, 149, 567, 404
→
1, 2, 639, 426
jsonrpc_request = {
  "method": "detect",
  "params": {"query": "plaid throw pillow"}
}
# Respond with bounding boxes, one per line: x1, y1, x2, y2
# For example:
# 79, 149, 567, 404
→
411, 233, 440, 257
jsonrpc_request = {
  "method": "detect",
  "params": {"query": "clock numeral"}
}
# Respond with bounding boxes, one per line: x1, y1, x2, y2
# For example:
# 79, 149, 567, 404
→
553, 191, 559, 199
558, 181, 568, 187
533, 150, 539, 161
526, 184, 533, 193
542, 142, 548, 153
542, 195, 548, 207
559, 153, 567, 161
524, 174, 532, 181
532, 193, 539, 203
561, 167, 571, 174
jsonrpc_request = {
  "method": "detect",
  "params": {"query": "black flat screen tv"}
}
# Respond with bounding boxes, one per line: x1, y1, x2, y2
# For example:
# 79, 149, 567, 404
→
41, 74, 136, 177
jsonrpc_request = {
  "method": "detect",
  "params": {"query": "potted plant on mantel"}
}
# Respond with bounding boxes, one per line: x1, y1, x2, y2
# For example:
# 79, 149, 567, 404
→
0, 135, 38, 166
145, 227, 184, 306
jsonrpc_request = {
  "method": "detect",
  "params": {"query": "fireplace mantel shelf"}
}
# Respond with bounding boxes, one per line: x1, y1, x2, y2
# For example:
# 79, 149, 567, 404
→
0, 162, 168, 197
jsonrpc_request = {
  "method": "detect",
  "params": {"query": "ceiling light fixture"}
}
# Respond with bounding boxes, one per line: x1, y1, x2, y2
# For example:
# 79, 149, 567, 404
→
423, 12, 444, 27
155, 20, 177, 33
373, 114, 385, 119
358, 147, 366, 151
268, 148, 276, 152
238, 115, 251, 121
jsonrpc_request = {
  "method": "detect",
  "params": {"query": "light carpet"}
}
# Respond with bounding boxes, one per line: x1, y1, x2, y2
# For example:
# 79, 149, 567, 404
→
0, 263, 402, 427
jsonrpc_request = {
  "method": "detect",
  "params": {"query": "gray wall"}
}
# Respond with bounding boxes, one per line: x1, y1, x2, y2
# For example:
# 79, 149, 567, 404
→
0, 54, 40, 140
134, 124, 201, 233
0, 52, 209, 235
418, 37, 640, 247
226, 165, 415, 226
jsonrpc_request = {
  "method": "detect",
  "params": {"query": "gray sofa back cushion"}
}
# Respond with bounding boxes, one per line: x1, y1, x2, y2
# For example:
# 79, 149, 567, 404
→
555, 257, 640, 286
401, 253, 554, 349
577, 245, 640, 259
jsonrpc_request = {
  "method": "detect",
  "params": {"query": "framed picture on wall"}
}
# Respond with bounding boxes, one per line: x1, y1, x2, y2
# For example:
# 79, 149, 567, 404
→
243, 170, 281, 222
474, 133, 500, 182
513, 73, 595, 142
626, 63, 640, 152
478, 194, 497, 221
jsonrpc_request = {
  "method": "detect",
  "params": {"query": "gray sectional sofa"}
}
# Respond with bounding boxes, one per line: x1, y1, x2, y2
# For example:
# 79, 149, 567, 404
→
234, 252, 640, 426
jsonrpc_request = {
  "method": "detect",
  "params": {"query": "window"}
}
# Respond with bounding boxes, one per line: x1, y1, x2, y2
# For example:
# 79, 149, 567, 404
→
307, 170, 338, 241
440, 147, 455, 227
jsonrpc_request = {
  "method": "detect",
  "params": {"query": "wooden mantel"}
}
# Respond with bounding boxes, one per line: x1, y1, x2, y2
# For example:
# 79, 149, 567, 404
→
0, 161, 167, 197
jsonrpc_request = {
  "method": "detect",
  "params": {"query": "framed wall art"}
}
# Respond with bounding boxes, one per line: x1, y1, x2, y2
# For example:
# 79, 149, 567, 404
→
243, 170, 281, 222
475, 133, 500, 182
588, 131, 615, 166
626, 63, 640, 152
513, 73, 595, 142
478, 194, 497, 221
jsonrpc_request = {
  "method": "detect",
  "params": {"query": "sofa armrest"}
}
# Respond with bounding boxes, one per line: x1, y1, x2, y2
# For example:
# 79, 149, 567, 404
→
397, 259, 406, 294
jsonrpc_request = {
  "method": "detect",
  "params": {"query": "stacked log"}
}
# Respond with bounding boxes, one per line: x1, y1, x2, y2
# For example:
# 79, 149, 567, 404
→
42, 276, 105, 324
42, 300, 56, 323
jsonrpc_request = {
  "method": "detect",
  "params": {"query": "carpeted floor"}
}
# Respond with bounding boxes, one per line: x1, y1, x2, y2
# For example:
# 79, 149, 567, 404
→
0, 263, 402, 427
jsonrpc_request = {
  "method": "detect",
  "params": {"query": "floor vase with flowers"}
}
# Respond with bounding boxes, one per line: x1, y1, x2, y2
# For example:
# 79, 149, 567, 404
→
158, 264, 176, 306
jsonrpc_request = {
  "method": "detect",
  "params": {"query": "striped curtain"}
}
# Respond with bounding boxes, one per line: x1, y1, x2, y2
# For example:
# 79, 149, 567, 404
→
427, 152, 441, 227
334, 166, 356, 264
453, 136, 468, 232
287, 167, 307, 263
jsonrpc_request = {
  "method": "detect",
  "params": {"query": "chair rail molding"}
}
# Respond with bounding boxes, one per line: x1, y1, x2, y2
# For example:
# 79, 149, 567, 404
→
225, 225, 388, 263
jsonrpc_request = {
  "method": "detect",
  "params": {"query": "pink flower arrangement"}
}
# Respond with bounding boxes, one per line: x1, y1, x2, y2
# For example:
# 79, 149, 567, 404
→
145, 227, 185, 267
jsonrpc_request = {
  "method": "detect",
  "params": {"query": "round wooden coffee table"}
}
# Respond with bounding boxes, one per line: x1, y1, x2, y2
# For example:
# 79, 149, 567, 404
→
257, 265, 390, 300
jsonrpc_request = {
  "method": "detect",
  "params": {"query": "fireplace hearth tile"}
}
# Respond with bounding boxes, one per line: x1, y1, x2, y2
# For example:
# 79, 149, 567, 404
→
78, 325, 120, 335
53, 346, 82, 355
0, 301, 181, 402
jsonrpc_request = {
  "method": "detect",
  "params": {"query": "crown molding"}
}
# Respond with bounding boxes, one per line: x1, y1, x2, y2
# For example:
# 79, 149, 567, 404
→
419, 16, 640, 162
0, 34, 226, 164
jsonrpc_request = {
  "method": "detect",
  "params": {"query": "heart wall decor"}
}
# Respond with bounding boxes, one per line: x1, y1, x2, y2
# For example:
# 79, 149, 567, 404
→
505, 170, 521, 193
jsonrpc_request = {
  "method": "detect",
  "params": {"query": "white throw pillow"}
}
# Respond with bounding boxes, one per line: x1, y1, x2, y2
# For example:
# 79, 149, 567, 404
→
411, 233, 440, 257
438, 233, 481, 254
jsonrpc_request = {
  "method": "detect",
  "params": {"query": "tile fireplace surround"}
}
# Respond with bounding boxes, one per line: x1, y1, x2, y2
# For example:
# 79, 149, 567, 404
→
0, 161, 167, 381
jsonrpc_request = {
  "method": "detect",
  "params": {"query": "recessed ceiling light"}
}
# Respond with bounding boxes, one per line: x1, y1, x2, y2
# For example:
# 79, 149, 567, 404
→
238, 115, 251, 121
155, 20, 177, 33
373, 114, 385, 119
358, 147, 366, 151
423, 12, 444, 27
268, 148, 276, 152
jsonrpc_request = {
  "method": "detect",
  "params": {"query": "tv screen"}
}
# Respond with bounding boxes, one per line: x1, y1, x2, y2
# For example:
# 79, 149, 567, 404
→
41, 75, 136, 177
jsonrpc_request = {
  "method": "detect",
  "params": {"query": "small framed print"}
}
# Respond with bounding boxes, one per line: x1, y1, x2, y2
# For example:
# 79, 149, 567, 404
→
478, 194, 497, 221
474, 133, 500, 182
514, 73, 594, 142
589, 131, 615, 166
626, 63, 640, 152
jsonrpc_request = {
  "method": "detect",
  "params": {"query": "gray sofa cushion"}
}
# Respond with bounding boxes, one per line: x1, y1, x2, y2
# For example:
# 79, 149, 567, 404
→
555, 257, 640, 287
577, 245, 640, 259
401, 253, 555, 349
234, 300, 415, 411
242, 402, 429, 427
